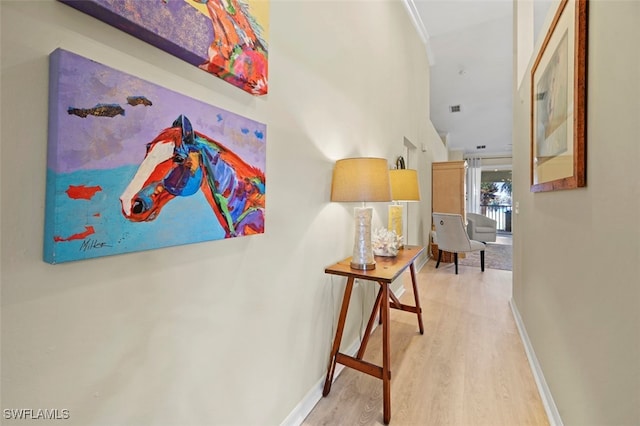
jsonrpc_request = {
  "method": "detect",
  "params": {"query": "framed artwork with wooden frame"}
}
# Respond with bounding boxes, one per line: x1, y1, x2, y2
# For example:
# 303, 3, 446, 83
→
530, 0, 587, 192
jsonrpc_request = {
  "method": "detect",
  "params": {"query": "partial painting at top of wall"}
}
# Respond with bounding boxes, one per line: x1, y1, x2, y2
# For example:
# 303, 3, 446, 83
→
58, 0, 269, 95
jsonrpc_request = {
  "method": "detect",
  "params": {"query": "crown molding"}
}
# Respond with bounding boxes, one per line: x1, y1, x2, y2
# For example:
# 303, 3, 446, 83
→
401, 0, 436, 65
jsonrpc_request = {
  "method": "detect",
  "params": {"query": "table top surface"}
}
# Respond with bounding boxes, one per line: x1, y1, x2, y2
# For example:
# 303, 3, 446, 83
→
325, 245, 425, 283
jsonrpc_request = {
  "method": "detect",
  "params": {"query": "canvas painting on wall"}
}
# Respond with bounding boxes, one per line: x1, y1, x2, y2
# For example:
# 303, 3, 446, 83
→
58, 0, 269, 95
44, 49, 266, 264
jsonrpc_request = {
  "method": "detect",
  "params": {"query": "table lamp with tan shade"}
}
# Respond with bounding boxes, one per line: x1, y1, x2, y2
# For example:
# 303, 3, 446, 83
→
388, 169, 420, 248
331, 158, 391, 270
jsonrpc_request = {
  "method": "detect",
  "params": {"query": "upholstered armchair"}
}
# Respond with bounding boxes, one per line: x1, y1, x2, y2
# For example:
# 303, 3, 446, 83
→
433, 213, 485, 274
466, 212, 497, 243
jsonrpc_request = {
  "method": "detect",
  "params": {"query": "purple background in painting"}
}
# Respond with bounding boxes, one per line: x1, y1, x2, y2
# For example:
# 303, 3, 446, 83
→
59, 0, 213, 66
49, 49, 266, 174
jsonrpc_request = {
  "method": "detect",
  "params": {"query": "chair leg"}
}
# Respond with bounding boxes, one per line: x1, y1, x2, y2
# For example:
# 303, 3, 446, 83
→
480, 250, 485, 272
436, 250, 442, 268
454, 253, 458, 274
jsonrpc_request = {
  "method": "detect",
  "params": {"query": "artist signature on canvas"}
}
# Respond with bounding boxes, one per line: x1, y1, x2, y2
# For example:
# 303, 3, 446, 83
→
80, 239, 111, 252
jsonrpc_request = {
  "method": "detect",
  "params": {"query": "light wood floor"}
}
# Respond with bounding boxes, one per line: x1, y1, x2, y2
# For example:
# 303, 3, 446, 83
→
303, 260, 549, 426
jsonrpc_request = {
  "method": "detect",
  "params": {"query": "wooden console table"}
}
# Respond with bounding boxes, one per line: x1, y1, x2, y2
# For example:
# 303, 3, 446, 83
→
322, 245, 425, 424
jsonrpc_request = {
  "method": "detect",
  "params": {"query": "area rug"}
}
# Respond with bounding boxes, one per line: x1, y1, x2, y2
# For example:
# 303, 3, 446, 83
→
458, 242, 512, 271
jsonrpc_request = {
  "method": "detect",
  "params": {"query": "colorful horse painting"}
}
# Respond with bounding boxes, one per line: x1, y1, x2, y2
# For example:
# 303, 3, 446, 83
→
44, 49, 266, 264
120, 115, 265, 237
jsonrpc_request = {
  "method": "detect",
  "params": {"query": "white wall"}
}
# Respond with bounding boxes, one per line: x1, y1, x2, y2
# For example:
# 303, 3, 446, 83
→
448, 149, 464, 161
0, 1, 445, 424
512, 0, 640, 424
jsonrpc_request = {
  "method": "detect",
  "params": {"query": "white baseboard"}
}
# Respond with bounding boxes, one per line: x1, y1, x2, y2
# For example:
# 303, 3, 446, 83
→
281, 286, 407, 426
510, 299, 563, 426
415, 253, 429, 271
279, 337, 361, 426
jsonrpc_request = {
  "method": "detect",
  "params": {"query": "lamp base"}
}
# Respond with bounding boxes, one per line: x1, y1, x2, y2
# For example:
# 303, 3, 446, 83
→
351, 206, 375, 270
350, 261, 376, 270
388, 204, 404, 249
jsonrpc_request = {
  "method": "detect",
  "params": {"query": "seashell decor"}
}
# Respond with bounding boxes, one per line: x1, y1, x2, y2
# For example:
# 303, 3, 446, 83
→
372, 228, 403, 257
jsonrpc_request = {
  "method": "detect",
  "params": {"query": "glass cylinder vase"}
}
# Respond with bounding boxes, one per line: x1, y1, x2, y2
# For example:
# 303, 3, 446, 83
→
351, 206, 375, 270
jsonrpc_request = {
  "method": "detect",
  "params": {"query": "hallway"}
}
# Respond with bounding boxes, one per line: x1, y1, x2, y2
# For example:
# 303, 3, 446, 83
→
303, 260, 547, 425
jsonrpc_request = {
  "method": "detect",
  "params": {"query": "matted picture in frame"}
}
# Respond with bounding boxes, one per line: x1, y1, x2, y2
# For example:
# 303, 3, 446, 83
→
530, 0, 587, 192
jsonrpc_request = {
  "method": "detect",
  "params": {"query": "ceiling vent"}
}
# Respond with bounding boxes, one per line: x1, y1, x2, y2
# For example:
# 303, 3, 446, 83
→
449, 105, 461, 113
476, 145, 486, 149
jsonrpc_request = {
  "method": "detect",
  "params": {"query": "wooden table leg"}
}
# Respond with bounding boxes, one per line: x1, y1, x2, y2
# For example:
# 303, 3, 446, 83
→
323, 276, 355, 397
381, 282, 391, 424
409, 263, 424, 334
356, 286, 384, 360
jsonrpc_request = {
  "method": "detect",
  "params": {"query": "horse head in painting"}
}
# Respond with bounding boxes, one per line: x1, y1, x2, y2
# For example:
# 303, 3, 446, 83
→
120, 115, 265, 237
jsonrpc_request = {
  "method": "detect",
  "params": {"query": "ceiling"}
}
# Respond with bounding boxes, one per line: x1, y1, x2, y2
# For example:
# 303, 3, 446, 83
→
405, 0, 514, 159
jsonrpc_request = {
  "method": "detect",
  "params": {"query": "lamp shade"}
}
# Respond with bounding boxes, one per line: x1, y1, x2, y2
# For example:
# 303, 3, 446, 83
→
389, 169, 420, 202
330, 158, 391, 202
